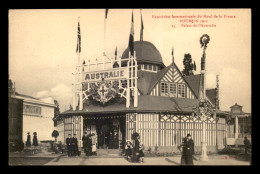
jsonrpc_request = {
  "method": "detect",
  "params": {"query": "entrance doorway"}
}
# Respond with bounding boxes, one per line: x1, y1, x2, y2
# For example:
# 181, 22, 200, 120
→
84, 116, 126, 150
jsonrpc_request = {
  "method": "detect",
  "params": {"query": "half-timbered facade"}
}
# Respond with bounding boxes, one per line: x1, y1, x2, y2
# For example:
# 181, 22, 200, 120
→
56, 40, 229, 153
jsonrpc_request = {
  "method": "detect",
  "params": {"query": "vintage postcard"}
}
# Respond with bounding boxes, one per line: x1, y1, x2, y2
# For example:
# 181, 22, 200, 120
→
8, 8, 251, 166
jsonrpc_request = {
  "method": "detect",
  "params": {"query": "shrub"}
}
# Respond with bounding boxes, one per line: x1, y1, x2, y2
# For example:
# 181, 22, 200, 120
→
51, 130, 59, 142
218, 146, 241, 155
16, 140, 24, 152
9, 140, 24, 152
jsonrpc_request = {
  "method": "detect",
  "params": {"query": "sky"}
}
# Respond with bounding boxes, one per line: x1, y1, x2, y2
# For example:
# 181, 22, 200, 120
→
9, 9, 251, 112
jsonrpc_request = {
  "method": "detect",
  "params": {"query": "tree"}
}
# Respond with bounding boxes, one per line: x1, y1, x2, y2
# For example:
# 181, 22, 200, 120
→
52, 130, 59, 142
182, 53, 194, 76
53, 100, 60, 126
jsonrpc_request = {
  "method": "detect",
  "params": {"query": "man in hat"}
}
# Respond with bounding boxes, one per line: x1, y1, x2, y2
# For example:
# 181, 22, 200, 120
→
85, 129, 92, 156
82, 131, 88, 154
183, 133, 194, 165
66, 134, 72, 157
72, 133, 79, 156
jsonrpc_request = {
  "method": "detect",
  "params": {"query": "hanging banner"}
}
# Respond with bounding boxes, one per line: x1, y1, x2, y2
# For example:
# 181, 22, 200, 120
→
82, 67, 127, 83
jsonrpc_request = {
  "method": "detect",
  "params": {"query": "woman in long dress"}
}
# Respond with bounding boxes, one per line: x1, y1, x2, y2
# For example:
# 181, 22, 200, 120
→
138, 136, 145, 163
26, 132, 31, 146
180, 137, 187, 165
91, 133, 97, 155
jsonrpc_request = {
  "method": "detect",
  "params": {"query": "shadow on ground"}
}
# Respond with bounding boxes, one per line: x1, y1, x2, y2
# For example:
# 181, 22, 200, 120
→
164, 158, 180, 165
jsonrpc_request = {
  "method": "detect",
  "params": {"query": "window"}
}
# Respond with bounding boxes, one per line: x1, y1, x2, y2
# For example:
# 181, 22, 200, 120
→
149, 64, 153, 70
153, 65, 157, 71
138, 64, 141, 70
161, 82, 168, 96
144, 64, 147, 70
178, 84, 185, 98
169, 83, 177, 97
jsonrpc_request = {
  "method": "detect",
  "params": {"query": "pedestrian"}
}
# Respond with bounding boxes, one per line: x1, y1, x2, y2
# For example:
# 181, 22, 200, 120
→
26, 132, 31, 146
183, 134, 194, 166
72, 133, 79, 156
32, 132, 38, 146
109, 132, 114, 149
91, 133, 97, 155
82, 131, 88, 154
114, 132, 119, 149
66, 134, 72, 157
132, 133, 140, 163
138, 136, 145, 163
243, 137, 251, 160
125, 140, 133, 162
86, 130, 92, 156
98, 131, 104, 149
180, 137, 187, 165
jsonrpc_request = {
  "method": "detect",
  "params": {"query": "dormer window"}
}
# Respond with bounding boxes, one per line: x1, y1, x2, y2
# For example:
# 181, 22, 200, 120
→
169, 83, 177, 97
161, 82, 168, 96
178, 84, 185, 98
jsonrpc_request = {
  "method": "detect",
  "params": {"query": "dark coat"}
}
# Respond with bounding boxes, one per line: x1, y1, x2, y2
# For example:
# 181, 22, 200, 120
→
184, 139, 194, 156
82, 135, 87, 146
26, 134, 31, 146
66, 137, 72, 146
244, 139, 251, 149
183, 138, 194, 165
66, 137, 73, 156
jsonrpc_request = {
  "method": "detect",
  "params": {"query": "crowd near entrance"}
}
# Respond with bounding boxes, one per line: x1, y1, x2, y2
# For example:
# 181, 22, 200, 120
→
83, 115, 126, 150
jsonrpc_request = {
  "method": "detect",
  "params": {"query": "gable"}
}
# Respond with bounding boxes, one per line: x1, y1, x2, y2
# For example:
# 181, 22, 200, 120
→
148, 62, 197, 99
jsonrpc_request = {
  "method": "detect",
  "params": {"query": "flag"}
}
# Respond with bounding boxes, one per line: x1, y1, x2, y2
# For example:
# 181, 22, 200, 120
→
115, 47, 117, 59
76, 21, 81, 53
140, 10, 144, 41
128, 11, 134, 56
194, 60, 196, 71
171, 47, 174, 63
105, 9, 109, 19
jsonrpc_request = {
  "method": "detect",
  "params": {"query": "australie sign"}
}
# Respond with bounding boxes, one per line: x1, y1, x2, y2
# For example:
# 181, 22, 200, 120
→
82, 68, 128, 82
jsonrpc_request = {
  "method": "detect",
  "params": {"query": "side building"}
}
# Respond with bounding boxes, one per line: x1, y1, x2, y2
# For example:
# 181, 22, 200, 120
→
8, 79, 56, 143
226, 103, 251, 146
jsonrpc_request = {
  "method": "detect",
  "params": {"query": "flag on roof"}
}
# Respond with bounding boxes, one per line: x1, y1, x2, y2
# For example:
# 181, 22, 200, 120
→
105, 9, 109, 19
128, 11, 134, 56
76, 20, 81, 53
140, 10, 144, 41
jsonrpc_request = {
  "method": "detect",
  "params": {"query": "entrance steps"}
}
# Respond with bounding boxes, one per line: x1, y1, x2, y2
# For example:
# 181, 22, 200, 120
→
95, 149, 122, 158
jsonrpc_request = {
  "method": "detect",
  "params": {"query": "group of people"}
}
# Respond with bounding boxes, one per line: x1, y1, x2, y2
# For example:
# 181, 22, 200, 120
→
125, 134, 145, 163
26, 132, 38, 146
82, 131, 97, 156
98, 131, 119, 149
66, 133, 79, 157
180, 133, 195, 166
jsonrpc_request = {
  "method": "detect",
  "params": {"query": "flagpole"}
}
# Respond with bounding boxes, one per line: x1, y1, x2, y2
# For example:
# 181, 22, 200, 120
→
140, 9, 143, 41
78, 17, 83, 110
104, 13, 106, 56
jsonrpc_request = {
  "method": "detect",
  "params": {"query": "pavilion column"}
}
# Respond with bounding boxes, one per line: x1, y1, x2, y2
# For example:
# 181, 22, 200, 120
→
235, 116, 238, 139
80, 115, 83, 147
